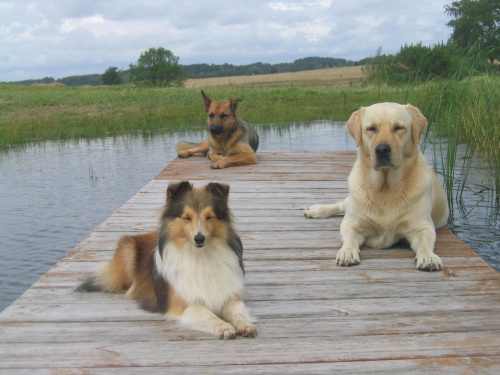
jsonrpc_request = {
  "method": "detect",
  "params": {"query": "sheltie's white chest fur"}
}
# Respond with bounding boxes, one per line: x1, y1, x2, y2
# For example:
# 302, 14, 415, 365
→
155, 242, 244, 315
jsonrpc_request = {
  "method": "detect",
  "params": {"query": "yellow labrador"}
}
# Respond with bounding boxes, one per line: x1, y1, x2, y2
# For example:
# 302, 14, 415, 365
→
305, 103, 449, 271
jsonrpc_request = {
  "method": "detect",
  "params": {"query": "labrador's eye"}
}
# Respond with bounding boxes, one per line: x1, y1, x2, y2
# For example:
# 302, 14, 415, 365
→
366, 126, 376, 132
394, 125, 405, 131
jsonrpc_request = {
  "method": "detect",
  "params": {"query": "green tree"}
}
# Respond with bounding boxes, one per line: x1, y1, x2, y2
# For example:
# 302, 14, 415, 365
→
129, 47, 186, 87
101, 67, 123, 85
445, 0, 500, 64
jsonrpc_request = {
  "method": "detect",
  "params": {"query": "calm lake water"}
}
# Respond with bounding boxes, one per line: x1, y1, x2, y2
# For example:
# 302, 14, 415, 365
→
0, 121, 499, 312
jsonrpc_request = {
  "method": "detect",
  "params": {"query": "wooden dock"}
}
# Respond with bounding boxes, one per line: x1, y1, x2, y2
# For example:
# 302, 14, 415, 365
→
1, 151, 500, 374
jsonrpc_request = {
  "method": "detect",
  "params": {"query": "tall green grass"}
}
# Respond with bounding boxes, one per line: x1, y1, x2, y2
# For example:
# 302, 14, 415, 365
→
1, 77, 499, 203
421, 75, 499, 209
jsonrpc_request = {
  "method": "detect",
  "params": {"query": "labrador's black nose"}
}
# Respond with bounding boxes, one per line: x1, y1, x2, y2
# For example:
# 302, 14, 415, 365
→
375, 143, 391, 157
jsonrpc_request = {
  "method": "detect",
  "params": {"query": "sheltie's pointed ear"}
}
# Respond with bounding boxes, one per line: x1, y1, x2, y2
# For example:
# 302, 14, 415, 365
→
201, 90, 212, 113
166, 181, 192, 204
346, 107, 365, 147
229, 98, 242, 114
406, 104, 428, 143
206, 183, 230, 202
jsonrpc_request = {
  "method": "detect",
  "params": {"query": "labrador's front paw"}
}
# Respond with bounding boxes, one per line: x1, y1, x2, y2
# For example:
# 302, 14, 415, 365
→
304, 204, 329, 219
336, 247, 360, 266
415, 252, 442, 271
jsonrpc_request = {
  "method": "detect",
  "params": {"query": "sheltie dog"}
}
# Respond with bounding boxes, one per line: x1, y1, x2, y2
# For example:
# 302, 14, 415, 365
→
77, 181, 257, 339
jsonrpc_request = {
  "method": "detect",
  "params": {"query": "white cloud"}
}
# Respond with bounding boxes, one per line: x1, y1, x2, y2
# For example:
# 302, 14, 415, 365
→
0, 0, 452, 81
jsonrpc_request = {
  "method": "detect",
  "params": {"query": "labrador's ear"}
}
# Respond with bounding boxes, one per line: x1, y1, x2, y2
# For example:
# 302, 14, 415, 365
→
346, 108, 365, 147
406, 104, 428, 143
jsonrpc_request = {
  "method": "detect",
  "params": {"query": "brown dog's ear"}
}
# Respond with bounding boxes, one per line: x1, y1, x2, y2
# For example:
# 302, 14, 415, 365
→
229, 98, 242, 114
346, 108, 365, 147
406, 104, 428, 143
206, 183, 230, 202
166, 181, 193, 204
201, 90, 212, 113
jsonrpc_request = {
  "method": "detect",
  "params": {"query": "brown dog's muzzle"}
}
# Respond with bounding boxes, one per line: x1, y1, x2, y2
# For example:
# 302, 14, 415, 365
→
210, 125, 224, 136
375, 143, 392, 168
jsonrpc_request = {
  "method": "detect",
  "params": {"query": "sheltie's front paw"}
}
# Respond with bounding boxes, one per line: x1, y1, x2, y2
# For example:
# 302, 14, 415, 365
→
216, 323, 237, 340
237, 322, 257, 337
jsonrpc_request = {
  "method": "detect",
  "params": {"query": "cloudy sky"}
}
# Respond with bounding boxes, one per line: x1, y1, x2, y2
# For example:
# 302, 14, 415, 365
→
0, 0, 453, 82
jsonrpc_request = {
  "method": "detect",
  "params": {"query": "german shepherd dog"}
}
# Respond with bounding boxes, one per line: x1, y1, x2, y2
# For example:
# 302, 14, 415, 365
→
176, 90, 259, 169
77, 181, 257, 339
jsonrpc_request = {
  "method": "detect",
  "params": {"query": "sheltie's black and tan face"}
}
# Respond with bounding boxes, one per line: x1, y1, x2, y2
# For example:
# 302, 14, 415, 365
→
77, 180, 256, 338
159, 181, 233, 254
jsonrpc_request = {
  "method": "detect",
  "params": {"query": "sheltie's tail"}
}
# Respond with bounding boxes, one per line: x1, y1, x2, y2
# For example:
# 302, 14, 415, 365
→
175, 141, 199, 153
75, 235, 135, 293
75, 233, 157, 293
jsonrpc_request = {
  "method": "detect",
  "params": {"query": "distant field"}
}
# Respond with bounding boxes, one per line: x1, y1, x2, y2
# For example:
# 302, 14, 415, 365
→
185, 65, 365, 88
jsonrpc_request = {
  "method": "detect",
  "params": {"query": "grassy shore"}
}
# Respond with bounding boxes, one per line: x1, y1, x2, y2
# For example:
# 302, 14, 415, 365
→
1, 71, 499, 200
1, 76, 497, 149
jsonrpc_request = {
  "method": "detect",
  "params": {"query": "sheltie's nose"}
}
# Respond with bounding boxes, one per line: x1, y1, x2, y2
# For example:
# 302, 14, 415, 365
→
194, 232, 206, 247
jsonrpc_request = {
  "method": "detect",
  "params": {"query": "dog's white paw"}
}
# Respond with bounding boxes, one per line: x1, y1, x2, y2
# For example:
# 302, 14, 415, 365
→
304, 204, 329, 219
415, 252, 442, 272
215, 323, 237, 340
336, 247, 360, 266
236, 322, 257, 337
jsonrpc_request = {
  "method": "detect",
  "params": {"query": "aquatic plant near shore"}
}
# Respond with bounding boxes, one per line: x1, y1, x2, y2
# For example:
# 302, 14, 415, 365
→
422, 73, 499, 217
1, 75, 498, 204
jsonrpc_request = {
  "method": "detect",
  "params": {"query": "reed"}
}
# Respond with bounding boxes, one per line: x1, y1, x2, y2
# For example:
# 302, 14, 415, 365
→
420, 74, 500, 209
1, 75, 499, 202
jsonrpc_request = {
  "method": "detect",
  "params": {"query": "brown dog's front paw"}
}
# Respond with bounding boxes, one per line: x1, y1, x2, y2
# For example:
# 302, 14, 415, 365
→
177, 151, 191, 158
210, 161, 225, 169
210, 154, 223, 162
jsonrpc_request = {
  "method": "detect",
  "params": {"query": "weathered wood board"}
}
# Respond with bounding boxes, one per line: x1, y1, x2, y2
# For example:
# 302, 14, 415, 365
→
1, 151, 499, 374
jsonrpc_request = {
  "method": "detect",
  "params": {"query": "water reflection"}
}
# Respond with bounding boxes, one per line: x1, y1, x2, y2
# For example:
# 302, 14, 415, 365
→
0, 121, 498, 312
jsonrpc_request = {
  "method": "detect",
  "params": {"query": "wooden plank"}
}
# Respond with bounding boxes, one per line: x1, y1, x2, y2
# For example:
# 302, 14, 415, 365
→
1, 358, 499, 375
2, 312, 500, 343
3, 295, 500, 323
1, 150, 499, 374
1, 332, 500, 368
10, 279, 500, 305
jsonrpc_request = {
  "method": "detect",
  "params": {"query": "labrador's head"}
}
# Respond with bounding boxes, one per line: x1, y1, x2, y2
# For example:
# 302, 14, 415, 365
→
346, 103, 427, 170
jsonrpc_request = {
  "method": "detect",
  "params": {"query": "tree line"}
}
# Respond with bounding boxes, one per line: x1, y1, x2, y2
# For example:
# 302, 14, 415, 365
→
10, 55, 359, 87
